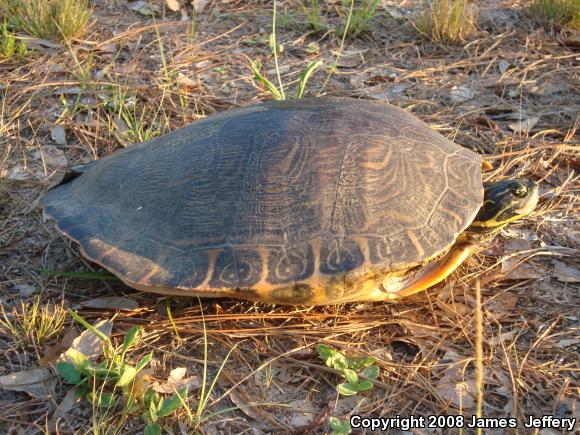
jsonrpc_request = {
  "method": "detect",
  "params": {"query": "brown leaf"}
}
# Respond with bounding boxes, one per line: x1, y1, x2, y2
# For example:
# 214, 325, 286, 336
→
75, 296, 139, 311
40, 327, 80, 367
32, 146, 68, 167
165, 0, 180, 12
51, 125, 67, 146
58, 319, 113, 364
192, 0, 209, 13
176, 73, 198, 89
48, 389, 80, 430
14, 283, 36, 297
287, 399, 316, 427
450, 85, 476, 103
0, 368, 56, 398
501, 257, 542, 280
484, 292, 518, 316
508, 116, 540, 133
552, 261, 580, 283
336, 49, 367, 68
153, 367, 201, 394
436, 375, 475, 409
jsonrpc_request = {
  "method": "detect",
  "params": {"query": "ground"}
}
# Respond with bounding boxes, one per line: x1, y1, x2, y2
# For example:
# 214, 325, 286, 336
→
0, 0, 578, 434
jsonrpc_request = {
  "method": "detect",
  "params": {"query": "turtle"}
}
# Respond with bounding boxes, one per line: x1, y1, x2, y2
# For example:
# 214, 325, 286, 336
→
41, 97, 539, 305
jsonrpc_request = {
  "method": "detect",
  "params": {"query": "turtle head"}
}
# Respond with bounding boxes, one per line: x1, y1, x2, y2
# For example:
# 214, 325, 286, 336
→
470, 179, 539, 231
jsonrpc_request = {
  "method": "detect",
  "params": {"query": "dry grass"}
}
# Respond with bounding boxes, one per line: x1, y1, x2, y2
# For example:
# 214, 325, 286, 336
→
1, 0, 92, 41
529, 0, 580, 29
0, 0, 578, 433
416, 0, 479, 43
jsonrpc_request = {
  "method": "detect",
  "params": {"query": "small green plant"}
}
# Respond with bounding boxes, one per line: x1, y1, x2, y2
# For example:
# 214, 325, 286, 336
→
0, 295, 66, 347
337, 0, 380, 38
318, 344, 378, 434
57, 313, 188, 434
530, 0, 580, 30
329, 416, 352, 435
301, 0, 328, 33
141, 387, 188, 435
250, 0, 323, 100
416, 0, 478, 43
0, 19, 27, 59
317, 344, 379, 396
251, 59, 323, 100
7, 0, 92, 41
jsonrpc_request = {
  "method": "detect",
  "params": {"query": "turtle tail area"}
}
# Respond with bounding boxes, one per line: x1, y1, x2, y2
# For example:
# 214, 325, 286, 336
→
45, 161, 99, 192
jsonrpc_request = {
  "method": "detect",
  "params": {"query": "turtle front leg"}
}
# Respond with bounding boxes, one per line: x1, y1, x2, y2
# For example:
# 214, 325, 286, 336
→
382, 241, 479, 300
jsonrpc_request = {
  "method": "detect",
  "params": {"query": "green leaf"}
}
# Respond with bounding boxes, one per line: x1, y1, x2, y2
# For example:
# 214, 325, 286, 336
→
337, 382, 358, 396
354, 356, 376, 370
157, 387, 187, 417
75, 384, 90, 400
96, 392, 116, 408
122, 326, 142, 353
360, 365, 379, 380
135, 352, 153, 372
316, 344, 334, 360
56, 362, 82, 384
83, 363, 117, 379
352, 380, 374, 391
116, 365, 137, 387
68, 311, 112, 344
65, 348, 89, 370
295, 59, 323, 98
343, 368, 358, 384
250, 60, 284, 100
329, 416, 352, 434
144, 423, 162, 435
148, 397, 158, 422
144, 387, 159, 409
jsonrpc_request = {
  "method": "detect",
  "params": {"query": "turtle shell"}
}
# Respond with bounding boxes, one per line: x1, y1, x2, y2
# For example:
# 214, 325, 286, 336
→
42, 97, 483, 305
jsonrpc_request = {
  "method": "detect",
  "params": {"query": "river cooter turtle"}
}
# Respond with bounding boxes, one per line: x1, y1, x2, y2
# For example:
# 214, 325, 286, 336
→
41, 98, 539, 305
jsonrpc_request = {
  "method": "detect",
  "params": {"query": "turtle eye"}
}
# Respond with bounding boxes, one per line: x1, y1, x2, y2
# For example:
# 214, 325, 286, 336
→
513, 185, 527, 198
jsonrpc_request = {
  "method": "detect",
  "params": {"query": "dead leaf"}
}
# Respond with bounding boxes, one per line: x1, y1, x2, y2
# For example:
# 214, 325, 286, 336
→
388, 8, 404, 19
508, 116, 540, 133
127, 0, 160, 16
48, 389, 80, 430
450, 85, 476, 103
192, 0, 209, 13
165, 0, 180, 12
437, 375, 475, 409
552, 261, 580, 283
501, 257, 542, 280
127, 369, 151, 400
0, 368, 56, 398
488, 329, 518, 346
75, 296, 139, 311
40, 327, 80, 367
176, 73, 198, 89
3, 164, 29, 180
32, 146, 67, 167
287, 399, 316, 427
58, 319, 113, 364
22, 36, 60, 51
14, 283, 36, 297
556, 338, 580, 348
485, 292, 518, 316
336, 49, 368, 68
503, 238, 532, 252
498, 60, 511, 74
153, 367, 201, 394
51, 125, 67, 146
